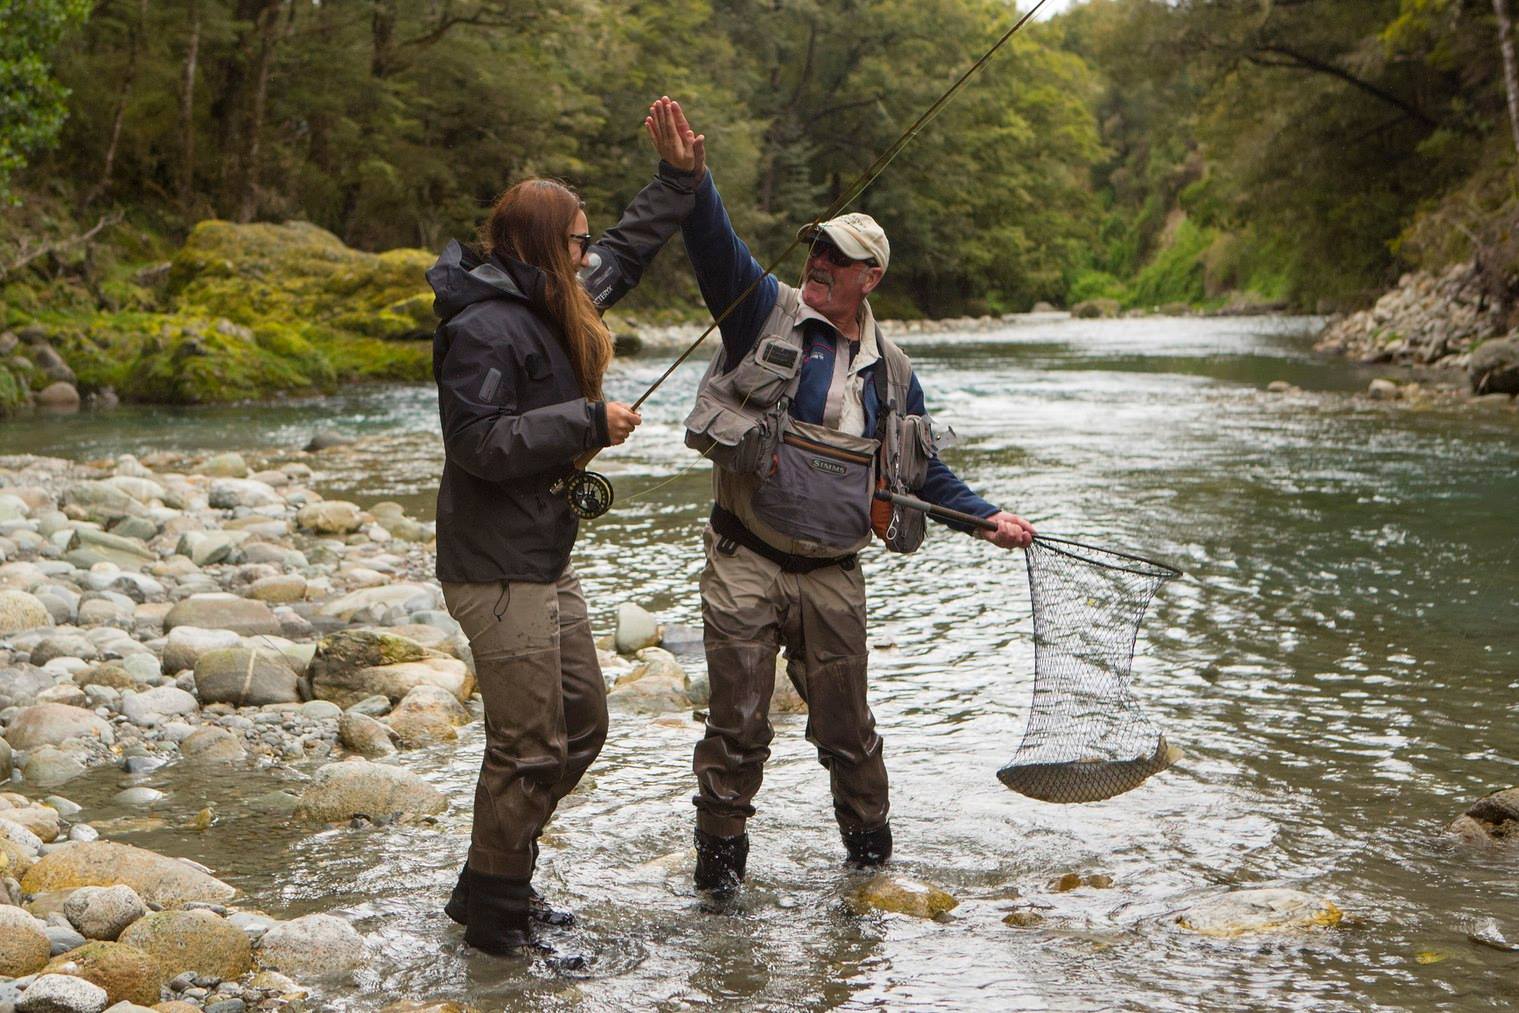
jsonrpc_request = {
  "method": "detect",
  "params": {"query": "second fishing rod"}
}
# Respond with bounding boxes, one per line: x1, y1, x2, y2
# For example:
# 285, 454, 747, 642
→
556, 0, 1052, 519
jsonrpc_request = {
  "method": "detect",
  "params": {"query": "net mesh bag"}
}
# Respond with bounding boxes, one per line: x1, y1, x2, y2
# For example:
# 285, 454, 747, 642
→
997, 536, 1182, 804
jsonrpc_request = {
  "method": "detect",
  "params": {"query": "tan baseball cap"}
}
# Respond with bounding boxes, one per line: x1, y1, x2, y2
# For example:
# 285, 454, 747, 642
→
799, 212, 890, 271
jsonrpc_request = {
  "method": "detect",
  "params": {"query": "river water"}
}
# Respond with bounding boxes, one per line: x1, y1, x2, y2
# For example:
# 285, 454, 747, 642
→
5, 314, 1517, 1010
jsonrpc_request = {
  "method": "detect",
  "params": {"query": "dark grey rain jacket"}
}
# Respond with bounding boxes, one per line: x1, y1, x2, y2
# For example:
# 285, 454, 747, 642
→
428, 164, 698, 583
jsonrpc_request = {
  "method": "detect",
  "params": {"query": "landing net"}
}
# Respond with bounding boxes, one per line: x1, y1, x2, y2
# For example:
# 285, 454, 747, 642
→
997, 536, 1182, 804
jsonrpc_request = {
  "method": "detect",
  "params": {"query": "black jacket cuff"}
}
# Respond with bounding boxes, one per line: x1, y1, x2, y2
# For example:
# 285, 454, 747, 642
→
656, 160, 701, 192
592, 401, 611, 447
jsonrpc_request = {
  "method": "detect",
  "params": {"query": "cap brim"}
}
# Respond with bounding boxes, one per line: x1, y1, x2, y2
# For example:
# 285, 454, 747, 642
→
797, 224, 877, 263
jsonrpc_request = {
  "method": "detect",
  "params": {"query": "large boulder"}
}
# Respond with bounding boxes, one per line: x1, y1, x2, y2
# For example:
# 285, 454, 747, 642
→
62, 884, 147, 941
29, 633, 101, 667
296, 501, 363, 535
294, 757, 446, 823
255, 912, 366, 980
607, 647, 691, 712
207, 478, 282, 510
66, 529, 155, 570
178, 726, 247, 764
20, 842, 237, 908
39, 940, 165, 1007
161, 626, 242, 674
313, 648, 472, 709
847, 875, 958, 919
337, 711, 398, 758
163, 594, 280, 637
1446, 786, 1519, 844
0, 590, 54, 634
1470, 337, 1519, 395
309, 629, 436, 677
0, 664, 58, 709
317, 583, 438, 622
0, 904, 50, 977
193, 647, 300, 706
1176, 888, 1342, 937
4, 704, 114, 750
117, 908, 252, 980
15, 973, 108, 1013
20, 746, 88, 787
614, 603, 660, 654
118, 686, 199, 726
382, 684, 471, 747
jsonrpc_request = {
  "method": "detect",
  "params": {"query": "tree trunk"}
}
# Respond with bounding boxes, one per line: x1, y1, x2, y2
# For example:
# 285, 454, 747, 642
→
371, 0, 398, 78
83, 0, 149, 209
235, 0, 288, 223
1494, 0, 1519, 170
178, 0, 201, 210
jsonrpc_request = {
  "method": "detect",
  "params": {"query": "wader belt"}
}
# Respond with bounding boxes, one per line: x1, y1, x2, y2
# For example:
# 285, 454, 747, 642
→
710, 505, 857, 574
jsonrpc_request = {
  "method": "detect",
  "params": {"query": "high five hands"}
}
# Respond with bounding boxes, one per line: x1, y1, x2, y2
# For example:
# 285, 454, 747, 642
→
646, 96, 706, 180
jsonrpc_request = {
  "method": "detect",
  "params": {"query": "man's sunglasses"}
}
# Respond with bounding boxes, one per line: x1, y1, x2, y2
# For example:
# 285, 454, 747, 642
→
569, 232, 592, 257
803, 231, 876, 269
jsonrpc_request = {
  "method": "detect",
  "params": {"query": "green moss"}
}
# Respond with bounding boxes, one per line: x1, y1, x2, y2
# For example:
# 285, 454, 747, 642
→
0, 366, 26, 415
168, 220, 434, 339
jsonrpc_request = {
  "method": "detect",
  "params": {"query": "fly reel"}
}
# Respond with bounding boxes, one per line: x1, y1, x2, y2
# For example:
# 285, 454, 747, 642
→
562, 469, 614, 519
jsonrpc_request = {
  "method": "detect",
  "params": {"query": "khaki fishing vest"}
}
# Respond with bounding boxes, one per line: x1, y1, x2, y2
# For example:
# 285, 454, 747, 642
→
685, 284, 935, 558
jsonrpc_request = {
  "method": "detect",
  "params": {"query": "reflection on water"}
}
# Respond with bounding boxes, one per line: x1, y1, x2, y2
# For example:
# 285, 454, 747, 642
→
6, 315, 1518, 1010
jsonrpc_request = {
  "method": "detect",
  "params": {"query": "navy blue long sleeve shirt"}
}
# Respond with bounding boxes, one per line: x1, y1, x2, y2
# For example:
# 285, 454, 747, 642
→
682, 172, 998, 531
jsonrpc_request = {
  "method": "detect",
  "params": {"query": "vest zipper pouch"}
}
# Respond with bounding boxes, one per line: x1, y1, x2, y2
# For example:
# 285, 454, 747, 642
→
725, 334, 803, 403
752, 417, 878, 550
873, 412, 936, 553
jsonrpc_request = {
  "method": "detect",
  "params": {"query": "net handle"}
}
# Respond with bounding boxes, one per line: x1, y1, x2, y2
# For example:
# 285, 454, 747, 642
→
872, 490, 1183, 579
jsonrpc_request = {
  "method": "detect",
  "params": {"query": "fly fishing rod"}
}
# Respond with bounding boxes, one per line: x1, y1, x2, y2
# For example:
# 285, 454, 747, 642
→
558, 0, 1052, 519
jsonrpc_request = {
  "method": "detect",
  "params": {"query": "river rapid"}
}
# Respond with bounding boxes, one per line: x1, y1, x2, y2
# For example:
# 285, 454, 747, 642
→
4, 313, 1516, 1011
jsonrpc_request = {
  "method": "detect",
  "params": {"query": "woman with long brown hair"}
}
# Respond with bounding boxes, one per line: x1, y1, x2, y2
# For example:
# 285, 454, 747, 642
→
425, 98, 705, 955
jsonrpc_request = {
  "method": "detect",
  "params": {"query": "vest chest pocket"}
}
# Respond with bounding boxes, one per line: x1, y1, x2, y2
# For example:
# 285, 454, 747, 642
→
718, 334, 802, 405
751, 418, 878, 550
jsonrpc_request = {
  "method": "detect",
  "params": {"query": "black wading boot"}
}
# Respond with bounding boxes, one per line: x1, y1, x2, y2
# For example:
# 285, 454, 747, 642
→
842, 824, 893, 868
694, 828, 749, 899
462, 870, 534, 955
447, 867, 575, 928
445, 865, 470, 925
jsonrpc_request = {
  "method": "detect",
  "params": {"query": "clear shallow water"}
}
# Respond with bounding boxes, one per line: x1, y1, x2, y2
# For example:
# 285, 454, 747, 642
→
8, 314, 1518, 1010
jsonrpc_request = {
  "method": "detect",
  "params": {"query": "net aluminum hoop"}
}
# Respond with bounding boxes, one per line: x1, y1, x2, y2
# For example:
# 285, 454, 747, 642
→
1030, 535, 1182, 582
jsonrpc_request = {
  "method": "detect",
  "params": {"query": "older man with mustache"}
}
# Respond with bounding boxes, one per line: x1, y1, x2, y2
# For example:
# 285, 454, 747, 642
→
645, 97, 1035, 900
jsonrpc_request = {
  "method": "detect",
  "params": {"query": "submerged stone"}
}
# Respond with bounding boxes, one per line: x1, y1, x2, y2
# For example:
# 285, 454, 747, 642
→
1176, 888, 1342, 937
847, 875, 958, 919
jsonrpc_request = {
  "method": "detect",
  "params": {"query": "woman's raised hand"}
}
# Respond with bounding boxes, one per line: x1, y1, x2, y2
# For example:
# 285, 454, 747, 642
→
605, 402, 642, 446
645, 96, 706, 180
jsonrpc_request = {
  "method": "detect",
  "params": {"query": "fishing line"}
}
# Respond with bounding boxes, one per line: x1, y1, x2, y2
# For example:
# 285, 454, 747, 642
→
565, 0, 1052, 515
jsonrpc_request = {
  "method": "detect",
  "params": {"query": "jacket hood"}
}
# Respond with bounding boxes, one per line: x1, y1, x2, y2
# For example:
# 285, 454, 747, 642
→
427, 240, 546, 322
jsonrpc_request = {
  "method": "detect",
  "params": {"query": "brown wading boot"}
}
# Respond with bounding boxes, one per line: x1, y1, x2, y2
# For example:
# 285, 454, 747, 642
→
842, 824, 892, 868
447, 866, 574, 927
694, 828, 749, 899
462, 870, 534, 955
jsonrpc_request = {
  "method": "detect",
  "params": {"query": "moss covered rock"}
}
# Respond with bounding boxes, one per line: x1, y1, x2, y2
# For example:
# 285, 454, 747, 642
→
41, 939, 166, 1006
20, 841, 236, 907
118, 909, 252, 980
168, 220, 434, 340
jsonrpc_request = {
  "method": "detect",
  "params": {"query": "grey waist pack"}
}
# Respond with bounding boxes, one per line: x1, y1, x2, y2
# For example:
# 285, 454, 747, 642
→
751, 417, 879, 550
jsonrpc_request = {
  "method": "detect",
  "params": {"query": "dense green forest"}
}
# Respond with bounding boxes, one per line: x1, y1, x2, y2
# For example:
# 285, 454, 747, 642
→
1, 0, 1516, 400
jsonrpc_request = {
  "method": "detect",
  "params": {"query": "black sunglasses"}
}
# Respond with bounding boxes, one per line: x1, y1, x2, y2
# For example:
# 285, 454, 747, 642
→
804, 232, 875, 269
569, 232, 592, 257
